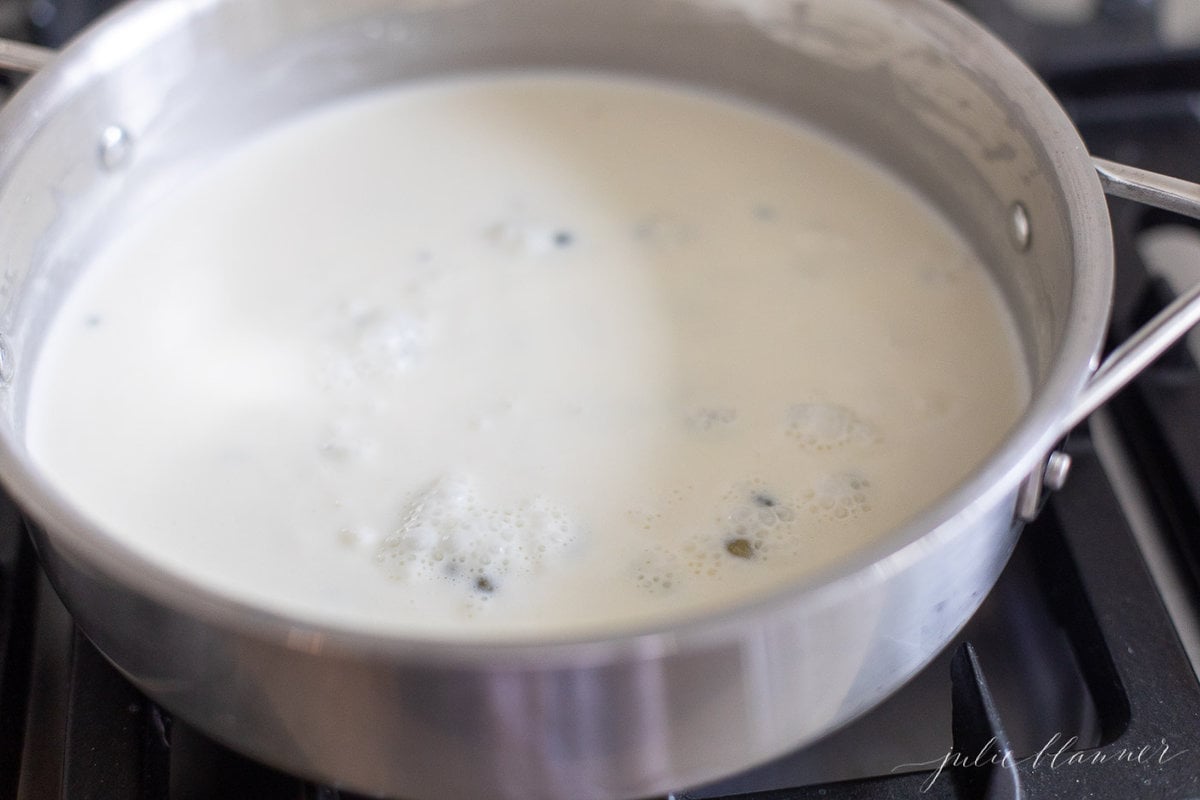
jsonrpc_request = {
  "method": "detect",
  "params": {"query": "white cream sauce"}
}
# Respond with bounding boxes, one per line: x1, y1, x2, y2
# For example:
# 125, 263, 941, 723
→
27, 73, 1029, 638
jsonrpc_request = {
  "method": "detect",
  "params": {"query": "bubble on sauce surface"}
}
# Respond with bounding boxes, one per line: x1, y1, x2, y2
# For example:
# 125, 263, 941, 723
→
711, 481, 808, 563
619, 477, 862, 589
317, 303, 428, 389
806, 471, 872, 521
632, 546, 682, 595
685, 406, 739, 432
623, 482, 810, 587
375, 475, 578, 598
678, 473, 875, 578
785, 403, 879, 451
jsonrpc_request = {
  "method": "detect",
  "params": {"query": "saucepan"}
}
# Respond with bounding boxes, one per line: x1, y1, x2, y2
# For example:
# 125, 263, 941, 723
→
1, 1, 1199, 798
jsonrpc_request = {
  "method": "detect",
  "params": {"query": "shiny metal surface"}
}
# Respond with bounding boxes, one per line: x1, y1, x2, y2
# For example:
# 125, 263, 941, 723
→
1062, 277, 1200, 434
1096, 156, 1200, 217
0, 0, 1141, 797
0, 39, 53, 72
1051, 159, 1200, 436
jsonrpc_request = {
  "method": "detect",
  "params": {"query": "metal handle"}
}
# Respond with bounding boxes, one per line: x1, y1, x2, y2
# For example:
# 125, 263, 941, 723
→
1054, 158, 1200, 438
0, 39, 55, 74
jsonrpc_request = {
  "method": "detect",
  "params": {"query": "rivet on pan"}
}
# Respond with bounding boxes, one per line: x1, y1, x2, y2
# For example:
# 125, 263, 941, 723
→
0, 335, 13, 384
1043, 451, 1073, 492
98, 125, 133, 172
1009, 201, 1032, 252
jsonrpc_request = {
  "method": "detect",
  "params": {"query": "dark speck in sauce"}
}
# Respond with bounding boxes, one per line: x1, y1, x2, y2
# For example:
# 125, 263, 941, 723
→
725, 538, 754, 559
752, 492, 777, 508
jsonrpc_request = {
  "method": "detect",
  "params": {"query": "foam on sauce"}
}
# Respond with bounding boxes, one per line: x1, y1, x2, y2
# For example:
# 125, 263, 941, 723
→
26, 73, 1029, 638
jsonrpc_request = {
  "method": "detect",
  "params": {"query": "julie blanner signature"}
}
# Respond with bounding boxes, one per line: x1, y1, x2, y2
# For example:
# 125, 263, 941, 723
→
892, 733, 1187, 793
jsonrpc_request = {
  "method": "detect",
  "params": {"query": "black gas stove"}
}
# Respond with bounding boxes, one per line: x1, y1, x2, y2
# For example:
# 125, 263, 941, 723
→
2, 1, 1200, 798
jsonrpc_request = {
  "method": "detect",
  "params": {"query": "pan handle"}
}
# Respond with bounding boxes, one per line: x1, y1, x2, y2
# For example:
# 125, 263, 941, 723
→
1053, 158, 1200, 439
0, 39, 55, 74
1016, 158, 1200, 520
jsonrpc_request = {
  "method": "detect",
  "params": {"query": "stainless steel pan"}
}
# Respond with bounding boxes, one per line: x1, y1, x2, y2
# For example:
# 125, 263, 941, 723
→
1, 1, 1199, 798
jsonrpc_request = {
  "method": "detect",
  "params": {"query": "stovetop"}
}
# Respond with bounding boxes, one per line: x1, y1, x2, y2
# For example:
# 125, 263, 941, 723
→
2, 1, 1200, 799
